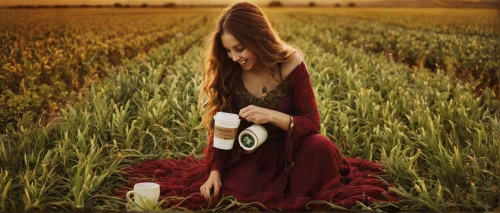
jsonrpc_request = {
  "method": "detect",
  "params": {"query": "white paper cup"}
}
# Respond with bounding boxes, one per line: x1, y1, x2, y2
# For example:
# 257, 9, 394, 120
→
214, 138, 235, 149
238, 124, 268, 150
213, 112, 240, 150
126, 182, 160, 211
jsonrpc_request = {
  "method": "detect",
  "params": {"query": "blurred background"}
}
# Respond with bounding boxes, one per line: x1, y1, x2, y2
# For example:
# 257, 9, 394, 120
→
1, 0, 499, 7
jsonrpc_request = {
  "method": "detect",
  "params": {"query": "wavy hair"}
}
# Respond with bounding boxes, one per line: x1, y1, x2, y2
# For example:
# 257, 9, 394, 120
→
200, 1, 299, 131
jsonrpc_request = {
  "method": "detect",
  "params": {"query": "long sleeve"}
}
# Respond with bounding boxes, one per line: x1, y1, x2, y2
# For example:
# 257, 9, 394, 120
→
284, 62, 320, 172
203, 130, 229, 173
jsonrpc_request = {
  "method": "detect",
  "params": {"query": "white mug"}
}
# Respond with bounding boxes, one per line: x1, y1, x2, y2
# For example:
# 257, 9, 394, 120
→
126, 182, 160, 211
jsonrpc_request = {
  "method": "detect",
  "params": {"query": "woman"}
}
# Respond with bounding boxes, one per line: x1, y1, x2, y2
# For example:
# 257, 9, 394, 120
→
120, 2, 400, 210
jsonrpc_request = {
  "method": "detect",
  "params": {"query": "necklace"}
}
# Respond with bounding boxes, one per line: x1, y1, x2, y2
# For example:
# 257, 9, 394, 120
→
251, 64, 280, 94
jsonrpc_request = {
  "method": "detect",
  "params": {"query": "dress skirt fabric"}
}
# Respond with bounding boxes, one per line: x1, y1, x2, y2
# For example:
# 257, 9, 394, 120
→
116, 62, 401, 210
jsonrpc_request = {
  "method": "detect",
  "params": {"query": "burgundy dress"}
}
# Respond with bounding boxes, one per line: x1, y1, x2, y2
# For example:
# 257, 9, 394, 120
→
118, 62, 400, 210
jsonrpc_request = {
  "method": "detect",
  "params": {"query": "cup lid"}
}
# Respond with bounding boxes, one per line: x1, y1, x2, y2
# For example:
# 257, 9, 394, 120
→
214, 112, 240, 122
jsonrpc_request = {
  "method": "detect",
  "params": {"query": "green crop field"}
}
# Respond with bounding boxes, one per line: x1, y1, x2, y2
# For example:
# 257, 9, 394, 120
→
0, 7, 499, 212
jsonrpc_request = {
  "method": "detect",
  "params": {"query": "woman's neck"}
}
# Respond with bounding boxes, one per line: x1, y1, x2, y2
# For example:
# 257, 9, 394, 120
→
247, 62, 279, 79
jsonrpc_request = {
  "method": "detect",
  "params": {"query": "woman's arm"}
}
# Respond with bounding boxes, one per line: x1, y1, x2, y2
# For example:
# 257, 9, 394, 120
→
203, 130, 229, 173
284, 62, 320, 171
239, 105, 290, 131
287, 62, 320, 136
209, 149, 227, 171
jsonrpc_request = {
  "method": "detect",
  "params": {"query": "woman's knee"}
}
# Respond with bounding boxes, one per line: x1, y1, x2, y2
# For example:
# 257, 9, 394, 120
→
299, 134, 337, 154
294, 134, 342, 171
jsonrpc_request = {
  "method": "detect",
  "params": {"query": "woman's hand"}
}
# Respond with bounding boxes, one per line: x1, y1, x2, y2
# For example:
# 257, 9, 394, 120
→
240, 105, 292, 132
239, 105, 274, 124
200, 170, 221, 201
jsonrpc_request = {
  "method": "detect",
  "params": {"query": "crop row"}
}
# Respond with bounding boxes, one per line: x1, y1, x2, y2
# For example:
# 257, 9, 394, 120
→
0, 10, 499, 211
302, 8, 499, 37
277, 13, 500, 211
0, 10, 212, 130
289, 12, 499, 99
0, 18, 211, 211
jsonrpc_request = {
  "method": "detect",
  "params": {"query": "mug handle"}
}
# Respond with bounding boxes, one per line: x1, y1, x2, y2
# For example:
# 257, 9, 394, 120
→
126, 191, 135, 203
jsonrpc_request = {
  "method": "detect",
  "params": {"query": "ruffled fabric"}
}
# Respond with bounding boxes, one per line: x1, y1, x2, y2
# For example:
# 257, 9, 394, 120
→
116, 154, 400, 210
115, 61, 402, 210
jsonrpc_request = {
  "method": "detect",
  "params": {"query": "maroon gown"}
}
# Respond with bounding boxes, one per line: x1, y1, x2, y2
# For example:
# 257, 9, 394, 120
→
117, 62, 400, 210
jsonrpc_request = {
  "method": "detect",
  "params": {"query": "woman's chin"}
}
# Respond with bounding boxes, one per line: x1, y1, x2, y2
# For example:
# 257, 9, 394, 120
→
241, 62, 256, 71
241, 65, 252, 71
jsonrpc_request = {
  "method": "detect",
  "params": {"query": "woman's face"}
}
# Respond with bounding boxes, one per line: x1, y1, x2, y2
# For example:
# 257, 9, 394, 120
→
221, 32, 259, 71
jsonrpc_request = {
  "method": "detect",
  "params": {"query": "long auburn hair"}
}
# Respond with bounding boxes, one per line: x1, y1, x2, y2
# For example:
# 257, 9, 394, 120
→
200, 1, 299, 131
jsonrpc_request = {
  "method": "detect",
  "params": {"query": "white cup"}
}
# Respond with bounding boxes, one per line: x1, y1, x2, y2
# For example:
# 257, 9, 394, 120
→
213, 112, 241, 150
126, 182, 160, 211
238, 124, 268, 151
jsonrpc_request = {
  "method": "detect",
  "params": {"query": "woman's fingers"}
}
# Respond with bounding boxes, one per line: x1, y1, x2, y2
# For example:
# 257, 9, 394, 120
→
239, 105, 253, 114
200, 184, 206, 200
239, 105, 255, 119
199, 184, 205, 199
240, 111, 251, 120
201, 171, 222, 201
205, 184, 213, 200
239, 105, 270, 124
213, 181, 221, 197
200, 183, 210, 200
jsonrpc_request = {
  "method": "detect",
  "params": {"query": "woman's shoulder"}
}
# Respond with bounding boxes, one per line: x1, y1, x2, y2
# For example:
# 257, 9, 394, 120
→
282, 52, 305, 80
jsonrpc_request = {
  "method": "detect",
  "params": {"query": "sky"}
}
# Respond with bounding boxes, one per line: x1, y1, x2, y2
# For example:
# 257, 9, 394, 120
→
1, 0, 341, 6
0, 0, 494, 6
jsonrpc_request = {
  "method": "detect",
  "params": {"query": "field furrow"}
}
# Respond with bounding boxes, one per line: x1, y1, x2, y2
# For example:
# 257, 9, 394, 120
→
0, 16, 212, 211
0, 11, 211, 130
276, 14, 500, 211
289, 13, 499, 99
0, 7, 499, 212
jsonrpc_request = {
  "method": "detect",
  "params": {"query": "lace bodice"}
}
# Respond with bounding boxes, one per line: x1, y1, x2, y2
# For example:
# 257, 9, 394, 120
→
234, 74, 290, 110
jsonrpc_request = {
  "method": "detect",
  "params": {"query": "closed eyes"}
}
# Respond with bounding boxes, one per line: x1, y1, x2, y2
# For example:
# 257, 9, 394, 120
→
225, 47, 245, 52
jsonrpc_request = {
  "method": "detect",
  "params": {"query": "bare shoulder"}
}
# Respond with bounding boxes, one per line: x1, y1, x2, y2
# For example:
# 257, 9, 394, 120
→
281, 52, 304, 80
